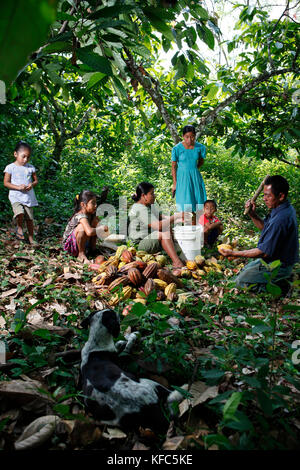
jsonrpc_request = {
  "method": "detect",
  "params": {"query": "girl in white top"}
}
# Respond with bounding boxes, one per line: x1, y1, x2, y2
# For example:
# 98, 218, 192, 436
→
3, 141, 38, 244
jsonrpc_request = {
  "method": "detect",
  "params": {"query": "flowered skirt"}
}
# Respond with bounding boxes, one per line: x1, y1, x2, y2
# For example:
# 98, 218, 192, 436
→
63, 231, 78, 257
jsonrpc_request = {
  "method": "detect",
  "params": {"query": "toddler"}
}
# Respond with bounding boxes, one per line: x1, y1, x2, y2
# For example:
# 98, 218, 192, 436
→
3, 141, 38, 244
199, 200, 223, 247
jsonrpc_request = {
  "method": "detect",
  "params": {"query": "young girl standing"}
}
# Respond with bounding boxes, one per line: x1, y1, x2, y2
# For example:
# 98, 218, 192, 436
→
3, 141, 38, 244
62, 190, 108, 264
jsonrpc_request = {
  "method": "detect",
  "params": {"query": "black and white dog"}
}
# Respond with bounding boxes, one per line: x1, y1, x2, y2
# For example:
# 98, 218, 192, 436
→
81, 308, 186, 431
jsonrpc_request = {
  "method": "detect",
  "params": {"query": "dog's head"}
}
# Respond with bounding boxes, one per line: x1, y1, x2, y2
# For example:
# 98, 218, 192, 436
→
81, 309, 120, 338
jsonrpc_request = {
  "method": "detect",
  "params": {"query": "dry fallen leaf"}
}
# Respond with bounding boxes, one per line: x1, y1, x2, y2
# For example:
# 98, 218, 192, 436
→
14, 415, 60, 450
162, 436, 184, 450
179, 381, 218, 417
1, 288, 18, 299
132, 441, 150, 451
102, 427, 127, 440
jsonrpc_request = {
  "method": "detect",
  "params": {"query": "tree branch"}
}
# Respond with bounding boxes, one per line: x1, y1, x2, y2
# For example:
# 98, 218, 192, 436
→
124, 47, 180, 143
196, 66, 300, 138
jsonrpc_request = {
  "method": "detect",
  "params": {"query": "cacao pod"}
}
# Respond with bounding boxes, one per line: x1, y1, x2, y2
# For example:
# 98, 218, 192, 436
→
115, 245, 128, 259
135, 260, 147, 271
153, 279, 168, 289
119, 261, 140, 273
142, 254, 155, 262
144, 278, 155, 296
186, 261, 197, 270
143, 262, 159, 279
181, 268, 192, 279
167, 292, 178, 302
95, 255, 105, 265
136, 250, 147, 257
128, 247, 136, 255
106, 264, 118, 278
121, 285, 133, 300
121, 250, 134, 263
127, 268, 143, 286
108, 276, 129, 291
88, 263, 102, 272
157, 268, 183, 288
118, 261, 126, 269
155, 254, 167, 267
194, 255, 205, 267
156, 290, 165, 301
165, 283, 177, 298
217, 244, 232, 253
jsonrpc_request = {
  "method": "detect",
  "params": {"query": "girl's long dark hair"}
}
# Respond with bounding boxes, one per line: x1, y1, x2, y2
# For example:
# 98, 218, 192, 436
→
132, 182, 154, 202
69, 190, 96, 221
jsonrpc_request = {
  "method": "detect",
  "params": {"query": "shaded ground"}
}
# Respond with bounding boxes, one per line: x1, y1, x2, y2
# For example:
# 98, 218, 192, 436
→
0, 222, 299, 451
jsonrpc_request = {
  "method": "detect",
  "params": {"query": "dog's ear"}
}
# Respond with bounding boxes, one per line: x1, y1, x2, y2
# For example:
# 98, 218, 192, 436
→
102, 310, 120, 338
81, 312, 96, 329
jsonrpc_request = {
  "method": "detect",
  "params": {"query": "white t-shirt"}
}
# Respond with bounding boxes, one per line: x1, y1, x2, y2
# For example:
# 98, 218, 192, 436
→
128, 203, 160, 240
4, 163, 38, 207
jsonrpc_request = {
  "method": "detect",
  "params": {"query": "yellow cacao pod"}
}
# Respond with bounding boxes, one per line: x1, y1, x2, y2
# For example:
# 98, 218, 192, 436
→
217, 244, 232, 253
186, 261, 197, 270
118, 261, 126, 269
153, 279, 168, 289
194, 255, 205, 267
121, 286, 133, 300
133, 298, 147, 305
181, 268, 192, 279
164, 283, 177, 297
115, 245, 128, 259
155, 255, 167, 267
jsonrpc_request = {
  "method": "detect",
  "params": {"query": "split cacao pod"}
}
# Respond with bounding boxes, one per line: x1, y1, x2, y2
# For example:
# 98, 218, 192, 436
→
108, 276, 129, 291
143, 262, 159, 279
128, 268, 143, 287
105, 264, 118, 278
156, 290, 165, 301
157, 268, 183, 288
186, 261, 197, 270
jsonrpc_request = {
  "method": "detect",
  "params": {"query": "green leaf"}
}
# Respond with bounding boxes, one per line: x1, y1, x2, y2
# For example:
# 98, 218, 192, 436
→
143, 11, 174, 42
42, 41, 73, 54
87, 72, 106, 89
206, 84, 219, 100
266, 283, 282, 297
0, 0, 57, 85
77, 49, 112, 75
150, 302, 173, 316
225, 411, 253, 431
223, 392, 243, 421
202, 369, 225, 382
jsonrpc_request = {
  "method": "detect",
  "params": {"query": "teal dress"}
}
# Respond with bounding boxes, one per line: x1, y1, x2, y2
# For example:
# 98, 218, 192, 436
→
172, 142, 207, 212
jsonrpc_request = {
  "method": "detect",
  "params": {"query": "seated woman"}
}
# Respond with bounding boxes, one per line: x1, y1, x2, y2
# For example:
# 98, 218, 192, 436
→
128, 182, 185, 268
62, 190, 108, 264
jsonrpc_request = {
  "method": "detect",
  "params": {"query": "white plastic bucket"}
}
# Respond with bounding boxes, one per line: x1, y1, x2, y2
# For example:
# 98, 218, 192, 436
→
173, 225, 203, 261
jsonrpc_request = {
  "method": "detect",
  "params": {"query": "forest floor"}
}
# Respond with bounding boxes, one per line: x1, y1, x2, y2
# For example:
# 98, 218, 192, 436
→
0, 221, 299, 451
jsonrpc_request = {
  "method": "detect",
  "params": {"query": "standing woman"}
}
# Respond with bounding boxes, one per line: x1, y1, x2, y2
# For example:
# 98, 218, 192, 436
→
171, 125, 207, 222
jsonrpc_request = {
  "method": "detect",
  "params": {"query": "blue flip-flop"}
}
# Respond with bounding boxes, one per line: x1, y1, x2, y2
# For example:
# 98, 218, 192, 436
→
15, 230, 25, 241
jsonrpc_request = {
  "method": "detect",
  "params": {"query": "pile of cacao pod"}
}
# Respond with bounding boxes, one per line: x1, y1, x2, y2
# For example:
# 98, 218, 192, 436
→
91, 246, 184, 307
89, 240, 240, 307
